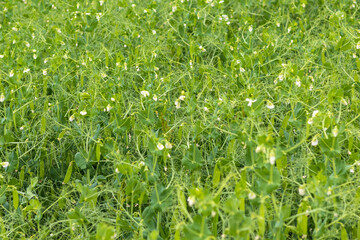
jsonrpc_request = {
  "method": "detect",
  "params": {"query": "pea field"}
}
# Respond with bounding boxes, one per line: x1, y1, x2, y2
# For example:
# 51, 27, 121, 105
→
1, 0, 360, 239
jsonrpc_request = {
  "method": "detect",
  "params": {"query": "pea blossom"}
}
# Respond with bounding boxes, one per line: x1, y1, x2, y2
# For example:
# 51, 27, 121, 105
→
266, 101, 275, 109
245, 98, 257, 107
157, 142, 164, 150
140, 90, 150, 97
0, 162, 9, 168
187, 196, 195, 207
248, 192, 256, 200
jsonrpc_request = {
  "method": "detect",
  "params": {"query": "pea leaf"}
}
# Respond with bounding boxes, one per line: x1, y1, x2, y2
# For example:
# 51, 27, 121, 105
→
74, 152, 87, 170
182, 144, 203, 170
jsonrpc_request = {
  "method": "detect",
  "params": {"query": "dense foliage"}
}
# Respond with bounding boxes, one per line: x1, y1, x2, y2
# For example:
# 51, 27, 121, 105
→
0, 0, 360, 239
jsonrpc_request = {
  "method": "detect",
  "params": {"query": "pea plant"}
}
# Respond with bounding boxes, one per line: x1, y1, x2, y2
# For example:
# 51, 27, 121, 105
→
0, 0, 360, 239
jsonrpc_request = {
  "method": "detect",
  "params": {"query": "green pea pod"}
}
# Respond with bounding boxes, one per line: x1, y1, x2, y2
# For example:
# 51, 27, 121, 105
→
96, 143, 101, 162
341, 226, 349, 240
19, 167, 25, 187
297, 200, 308, 236
63, 162, 73, 184
40, 160, 45, 179
258, 202, 266, 236
13, 189, 19, 209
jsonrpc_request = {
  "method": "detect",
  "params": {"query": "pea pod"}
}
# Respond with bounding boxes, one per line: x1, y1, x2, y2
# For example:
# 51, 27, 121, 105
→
13, 189, 19, 209
63, 162, 73, 184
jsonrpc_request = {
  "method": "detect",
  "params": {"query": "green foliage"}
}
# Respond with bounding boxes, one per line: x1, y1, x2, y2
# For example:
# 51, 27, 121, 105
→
0, 0, 360, 239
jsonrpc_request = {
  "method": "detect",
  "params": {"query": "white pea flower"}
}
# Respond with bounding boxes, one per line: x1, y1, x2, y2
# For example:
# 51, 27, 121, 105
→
115, 168, 119, 173
350, 168, 355, 174
309, 84, 314, 91
19, 126, 25, 131
199, 45, 206, 52
33, 54, 37, 59
43, 70, 47, 75
307, 118, 313, 125
0, 162, 9, 168
25, 42, 30, 48
340, 98, 348, 105
311, 137, 318, 146
165, 142, 172, 149
157, 142, 164, 150
187, 196, 195, 207
266, 101, 275, 109
312, 110, 319, 117
111, 97, 115, 102
140, 90, 150, 97
80, 110, 87, 115
248, 192, 256, 200
106, 104, 112, 112
139, 161, 145, 167
0, 54, 4, 58
248, 25, 253, 32
0, 93, 4, 102
240, 67, 246, 72
152, 30, 156, 35
69, 115, 75, 122
9, 70, 14, 77
23, 68, 30, 73
245, 98, 257, 107
288, 27, 291, 33
299, 187, 306, 196
357, 42, 360, 49
179, 95, 186, 101
269, 151, 276, 165
175, 100, 180, 109
276, 22, 280, 27
332, 126, 338, 137
153, 95, 158, 101
204, 107, 209, 112
278, 74, 284, 81
295, 79, 301, 87
326, 187, 332, 196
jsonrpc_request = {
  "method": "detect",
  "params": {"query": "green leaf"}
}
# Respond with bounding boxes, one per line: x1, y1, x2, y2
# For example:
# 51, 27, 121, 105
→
96, 223, 115, 240
150, 184, 172, 211
182, 144, 203, 170
74, 152, 87, 170
67, 207, 88, 224
183, 215, 211, 240
212, 164, 221, 188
